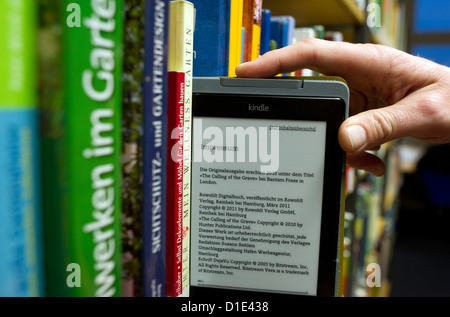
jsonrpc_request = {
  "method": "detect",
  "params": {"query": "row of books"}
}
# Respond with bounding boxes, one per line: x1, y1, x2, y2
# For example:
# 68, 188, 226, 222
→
341, 144, 402, 297
366, 0, 410, 50
0, 0, 235, 298
367, 0, 407, 50
0, 0, 346, 297
0, 0, 192, 297
193, 0, 345, 78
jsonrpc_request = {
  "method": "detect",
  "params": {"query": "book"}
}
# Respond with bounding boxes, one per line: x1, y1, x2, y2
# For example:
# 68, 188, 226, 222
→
251, 0, 263, 61
270, 15, 295, 49
293, 27, 316, 44
268, 15, 295, 76
38, 0, 123, 296
167, 0, 194, 297
228, 0, 244, 76
142, 0, 170, 297
0, 0, 45, 297
325, 30, 344, 42
166, 71, 184, 297
268, 18, 281, 50
191, 0, 230, 77
242, 0, 263, 62
260, 9, 271, 55
121, 0, 145, 297
242, 0, 252, 62
342, 211, 355, 297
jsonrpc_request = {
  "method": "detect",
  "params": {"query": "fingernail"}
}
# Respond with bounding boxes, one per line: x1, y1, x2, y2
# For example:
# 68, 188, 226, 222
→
345, 125, 367, 151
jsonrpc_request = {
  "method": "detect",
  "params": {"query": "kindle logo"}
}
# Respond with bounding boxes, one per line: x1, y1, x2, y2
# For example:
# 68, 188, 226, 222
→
248, 104, 269, 112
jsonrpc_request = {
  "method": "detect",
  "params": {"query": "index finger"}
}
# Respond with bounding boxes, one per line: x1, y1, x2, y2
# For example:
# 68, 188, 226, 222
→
235, 38, 386, 79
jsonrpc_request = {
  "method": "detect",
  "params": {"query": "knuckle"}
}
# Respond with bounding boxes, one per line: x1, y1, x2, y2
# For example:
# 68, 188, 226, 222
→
414, 92, 450, 142
299, 37, 319, 46
416, 95, 441, 119
366, 109, 399, 144
296, 37, 320, 64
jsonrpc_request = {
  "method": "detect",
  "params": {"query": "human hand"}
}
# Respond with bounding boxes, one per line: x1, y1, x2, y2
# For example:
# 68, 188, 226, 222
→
235, 38, 450, 176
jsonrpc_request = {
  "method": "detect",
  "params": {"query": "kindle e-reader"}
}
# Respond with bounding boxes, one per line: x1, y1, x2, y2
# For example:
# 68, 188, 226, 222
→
189, 77, 349, 297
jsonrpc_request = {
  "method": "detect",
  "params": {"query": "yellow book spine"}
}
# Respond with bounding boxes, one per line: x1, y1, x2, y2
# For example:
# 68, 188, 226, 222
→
228, 0, 244, 77
251, 24, 261, 61
250, 0, 262, 61
168, 1, 194, 72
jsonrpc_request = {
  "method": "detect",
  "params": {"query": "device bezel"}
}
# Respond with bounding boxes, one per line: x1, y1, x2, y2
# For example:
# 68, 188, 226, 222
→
189, 91, 347, 297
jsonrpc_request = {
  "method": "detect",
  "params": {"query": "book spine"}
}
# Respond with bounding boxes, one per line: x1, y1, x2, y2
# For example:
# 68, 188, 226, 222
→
242, 0, 262, 62
269, 17, 282, 50
166, 71, 185, 297
121, 0, 145, 297
242, 0, 252, 63
251, 0, 263, 61
39, 0, 124, 296
181, 4, 194, 298
38, 0, 66, 295
168, 0, 194, 297
0, 0, 44, 297
260, 9, 271, 55
191, 0, 229, 76
142, 0, 169, 297
228, 0, 244, 76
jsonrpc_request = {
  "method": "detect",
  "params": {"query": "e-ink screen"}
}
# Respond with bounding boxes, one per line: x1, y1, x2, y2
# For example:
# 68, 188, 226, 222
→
190, 116, 327, 296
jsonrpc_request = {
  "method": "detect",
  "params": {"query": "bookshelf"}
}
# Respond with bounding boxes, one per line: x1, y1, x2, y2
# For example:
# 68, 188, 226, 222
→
263, 0, 408, 50
263, 0, 365, 26
0, 0, 410, 299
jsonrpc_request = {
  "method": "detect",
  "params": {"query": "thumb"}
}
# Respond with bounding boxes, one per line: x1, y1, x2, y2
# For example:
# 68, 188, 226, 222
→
338, 104, 410, 153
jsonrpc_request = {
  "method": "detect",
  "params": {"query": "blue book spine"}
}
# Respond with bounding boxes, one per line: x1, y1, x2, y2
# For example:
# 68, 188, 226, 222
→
271, 16, 296, 48
191, 0, 230, 76
0, 110, 44, 297
260, 9, 271, 55
281, 20, 289, 47
143, 0, 169, 297
270, 19, 283, 50
285, 16, 296, 46
241, 27, 245, 63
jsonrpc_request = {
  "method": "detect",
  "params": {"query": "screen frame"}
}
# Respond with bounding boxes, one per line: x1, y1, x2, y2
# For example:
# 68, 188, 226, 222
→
189, 92, 347, 297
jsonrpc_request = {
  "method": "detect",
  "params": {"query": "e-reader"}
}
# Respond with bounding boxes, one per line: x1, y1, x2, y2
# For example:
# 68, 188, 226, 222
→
189, 77, 349, 297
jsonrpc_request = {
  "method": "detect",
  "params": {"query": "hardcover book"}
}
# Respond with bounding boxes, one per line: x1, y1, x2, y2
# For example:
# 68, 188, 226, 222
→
228, 0, 244, 77
38, 0, 123, 296
270, 15, 295, 49
167, 0, 194, 297
166, 71, 185, 297
251, 0, 263, 61
260, 9, 271, 55
142, 0, 169, 297
0, 0, 44, 297
191, 0, 230, 77
242, 0, 263, 62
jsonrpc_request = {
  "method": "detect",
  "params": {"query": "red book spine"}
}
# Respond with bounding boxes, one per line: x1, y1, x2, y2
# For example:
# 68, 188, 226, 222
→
166, 71, 185, 297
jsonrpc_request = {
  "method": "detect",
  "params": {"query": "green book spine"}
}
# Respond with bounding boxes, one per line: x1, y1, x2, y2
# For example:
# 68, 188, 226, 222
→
39, 0, 124, 296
